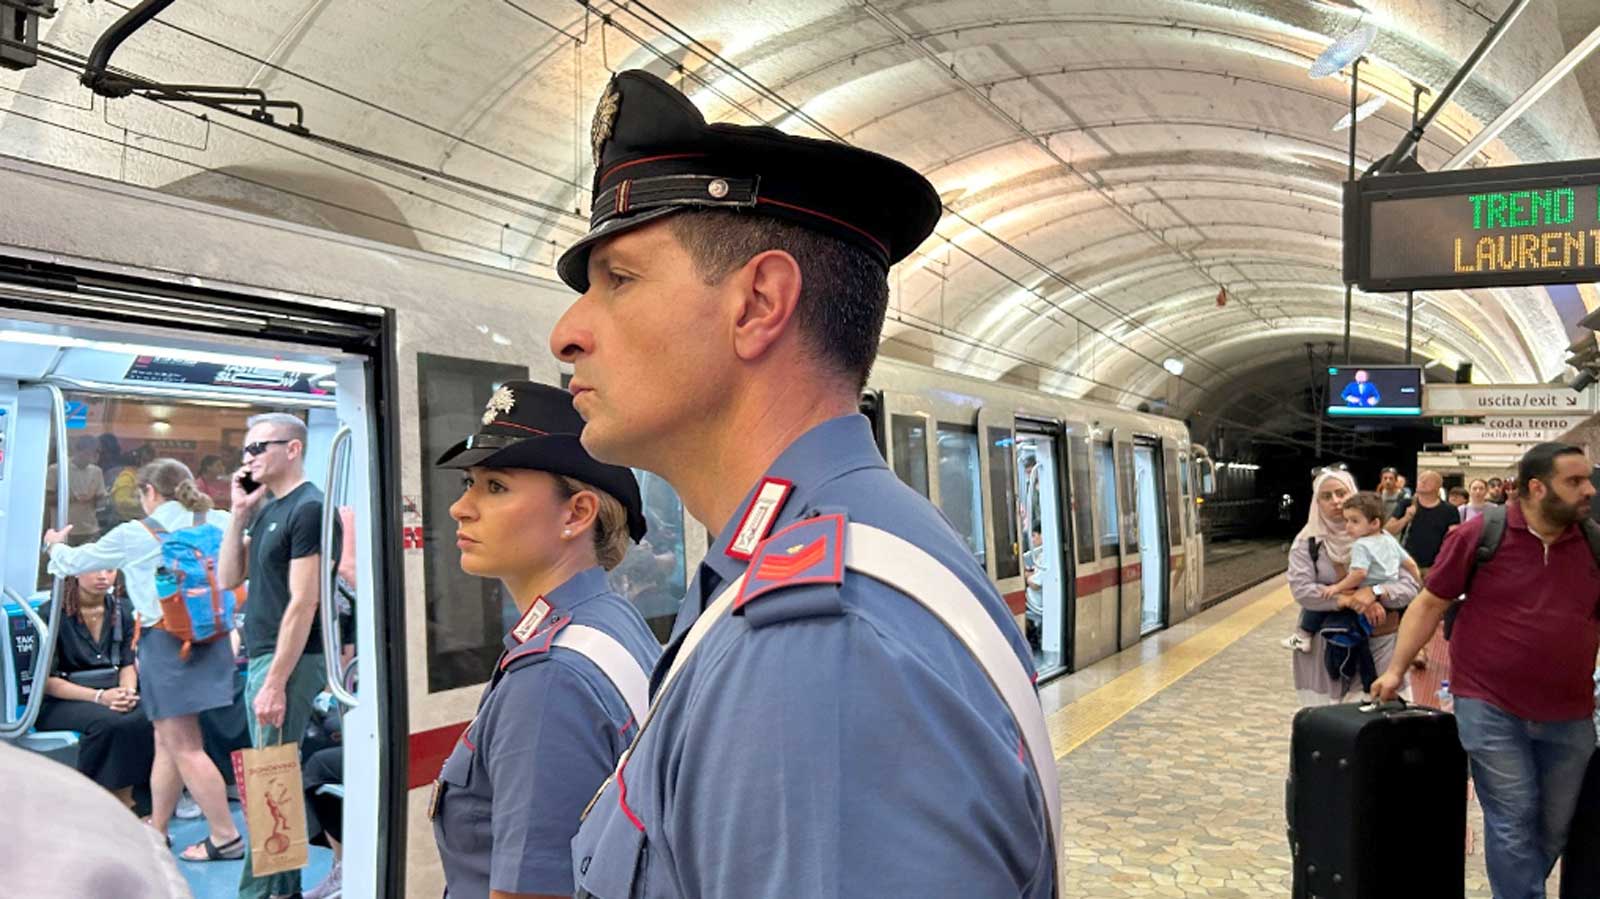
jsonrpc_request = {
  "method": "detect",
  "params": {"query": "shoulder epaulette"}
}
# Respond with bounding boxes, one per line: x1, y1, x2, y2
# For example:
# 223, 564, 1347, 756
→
734, 513, 847, 627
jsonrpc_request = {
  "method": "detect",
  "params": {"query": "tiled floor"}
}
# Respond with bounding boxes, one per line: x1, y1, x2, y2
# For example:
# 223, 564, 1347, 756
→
1048, 576, 1548, 897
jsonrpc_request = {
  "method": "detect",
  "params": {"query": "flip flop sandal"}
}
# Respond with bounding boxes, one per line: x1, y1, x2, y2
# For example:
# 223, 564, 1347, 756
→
182, 834, 244, 862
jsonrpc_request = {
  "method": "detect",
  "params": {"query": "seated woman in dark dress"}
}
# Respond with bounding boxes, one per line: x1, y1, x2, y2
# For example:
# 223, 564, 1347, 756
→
35, 569, 155, 809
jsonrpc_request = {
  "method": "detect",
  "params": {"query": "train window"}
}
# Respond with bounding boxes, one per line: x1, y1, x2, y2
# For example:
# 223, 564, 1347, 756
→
987, 426, 1021, 580
607, 469, 687, 644
890, 414, 931, 498
1164, 447, 1183, 549
417, 353, 530, 694
1067, 435, 1095, 564
1119, 443, 1139, 553
37, 392, 307, 590
1095, 440, 1119, 555
936, 424, 985, 563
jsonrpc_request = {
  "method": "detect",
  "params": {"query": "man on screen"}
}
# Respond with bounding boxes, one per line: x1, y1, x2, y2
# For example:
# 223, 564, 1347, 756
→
1342, 369, 1381, 407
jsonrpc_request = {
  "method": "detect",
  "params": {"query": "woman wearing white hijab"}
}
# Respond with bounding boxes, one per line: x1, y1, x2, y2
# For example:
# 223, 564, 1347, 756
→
1286, 467, 1420, 705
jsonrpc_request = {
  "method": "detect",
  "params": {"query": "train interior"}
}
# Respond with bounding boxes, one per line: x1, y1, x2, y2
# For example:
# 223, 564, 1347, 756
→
0, 304, 389, 899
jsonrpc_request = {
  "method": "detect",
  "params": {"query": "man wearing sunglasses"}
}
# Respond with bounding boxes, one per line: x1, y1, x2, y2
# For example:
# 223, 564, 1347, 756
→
216, 412, 337, 899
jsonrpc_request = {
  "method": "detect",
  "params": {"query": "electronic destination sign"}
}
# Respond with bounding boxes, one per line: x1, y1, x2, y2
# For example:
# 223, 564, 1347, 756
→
1344, 158, 1600, 291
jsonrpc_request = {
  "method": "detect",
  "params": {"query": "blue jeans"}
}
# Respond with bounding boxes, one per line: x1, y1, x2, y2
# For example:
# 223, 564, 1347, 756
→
1454, 697, 1596, 899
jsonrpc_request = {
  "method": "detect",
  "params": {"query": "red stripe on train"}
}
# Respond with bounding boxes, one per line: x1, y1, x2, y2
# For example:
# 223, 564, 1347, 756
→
407, 720, 471, 789
411, 550, 1189, 786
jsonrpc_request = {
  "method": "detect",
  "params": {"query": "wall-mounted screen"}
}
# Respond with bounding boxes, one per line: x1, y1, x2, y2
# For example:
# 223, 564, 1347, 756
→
1327, 365, 1423, 417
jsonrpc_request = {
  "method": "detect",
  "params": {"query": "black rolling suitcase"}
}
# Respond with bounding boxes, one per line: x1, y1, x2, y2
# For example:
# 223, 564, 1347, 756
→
1560, 747, 1600, 899
1287, 701, 1467, 898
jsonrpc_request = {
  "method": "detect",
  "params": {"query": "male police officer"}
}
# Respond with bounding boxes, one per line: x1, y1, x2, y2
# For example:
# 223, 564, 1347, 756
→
550, 70, 1058, 898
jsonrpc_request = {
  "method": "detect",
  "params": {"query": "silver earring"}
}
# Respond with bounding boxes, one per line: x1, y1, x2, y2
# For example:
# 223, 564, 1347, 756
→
563, 529, 572, 538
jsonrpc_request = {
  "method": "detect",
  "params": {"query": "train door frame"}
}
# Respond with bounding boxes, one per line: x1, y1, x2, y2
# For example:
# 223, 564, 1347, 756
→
1159, 442, 1192, 627
1110, 431, 1138, 650
879, 391, 939, 504
1131, 436, 1169, 637
974, 404, 1022, 610
0, 262, 409, 897
1061, 423, 1094, 673
1012, 415, 1075, 681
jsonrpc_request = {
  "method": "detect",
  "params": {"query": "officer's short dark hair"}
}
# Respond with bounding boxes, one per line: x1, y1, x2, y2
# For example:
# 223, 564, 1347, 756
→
1342, 491, 1386, 524
1517, 442, 1586, 490
667, 210, 888, 391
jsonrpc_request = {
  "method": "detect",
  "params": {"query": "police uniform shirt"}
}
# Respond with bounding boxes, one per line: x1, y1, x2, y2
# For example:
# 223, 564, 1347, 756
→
570, 414, 1053, 898
434, 567, 661, 898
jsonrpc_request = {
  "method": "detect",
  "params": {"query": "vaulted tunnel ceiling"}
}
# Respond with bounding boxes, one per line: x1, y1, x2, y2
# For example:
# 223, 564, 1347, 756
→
3, 0, 1600, 445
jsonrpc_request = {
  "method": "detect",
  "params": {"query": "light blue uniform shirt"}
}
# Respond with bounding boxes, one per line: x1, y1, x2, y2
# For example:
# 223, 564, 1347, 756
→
433, 567, 660, 898
570, 414, 1053, 899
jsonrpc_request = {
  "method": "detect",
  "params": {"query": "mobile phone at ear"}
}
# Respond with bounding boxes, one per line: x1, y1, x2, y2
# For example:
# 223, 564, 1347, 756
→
239, 471, 261, 494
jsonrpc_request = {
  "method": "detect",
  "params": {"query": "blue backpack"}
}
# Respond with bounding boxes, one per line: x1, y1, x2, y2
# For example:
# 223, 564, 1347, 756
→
139, 511, 238, 659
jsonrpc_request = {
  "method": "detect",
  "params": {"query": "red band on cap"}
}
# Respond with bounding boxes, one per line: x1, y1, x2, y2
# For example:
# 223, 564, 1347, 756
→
493, 421, 549, 437
600, 152, 709, 184
756, 197, 890, 257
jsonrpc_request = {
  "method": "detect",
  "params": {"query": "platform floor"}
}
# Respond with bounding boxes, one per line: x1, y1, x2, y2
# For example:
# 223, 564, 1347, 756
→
1045, 576, 1542, 898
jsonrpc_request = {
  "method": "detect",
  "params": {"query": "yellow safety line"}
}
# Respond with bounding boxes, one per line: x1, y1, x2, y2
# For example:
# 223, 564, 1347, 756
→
1049, 584, 1294, 760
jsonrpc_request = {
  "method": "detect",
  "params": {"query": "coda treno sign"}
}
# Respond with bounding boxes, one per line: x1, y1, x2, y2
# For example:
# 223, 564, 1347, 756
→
1344, 158, 1600, 291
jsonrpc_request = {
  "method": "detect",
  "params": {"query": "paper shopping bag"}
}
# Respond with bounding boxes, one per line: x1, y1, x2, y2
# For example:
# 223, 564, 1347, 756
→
232, 743, 309, 876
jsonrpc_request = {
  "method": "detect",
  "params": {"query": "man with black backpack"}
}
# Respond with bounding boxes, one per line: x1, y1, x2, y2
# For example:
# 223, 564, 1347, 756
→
1375, 442, 1600, 899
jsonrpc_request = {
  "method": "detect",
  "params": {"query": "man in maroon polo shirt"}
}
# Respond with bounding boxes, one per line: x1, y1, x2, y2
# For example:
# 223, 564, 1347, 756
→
1375, 442, 1599, 899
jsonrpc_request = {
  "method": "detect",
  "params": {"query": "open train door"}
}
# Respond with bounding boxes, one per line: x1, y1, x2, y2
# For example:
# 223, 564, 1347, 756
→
0, 280, 404, 899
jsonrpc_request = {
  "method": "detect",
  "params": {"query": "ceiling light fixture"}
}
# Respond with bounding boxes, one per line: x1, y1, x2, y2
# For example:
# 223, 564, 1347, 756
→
1332, 94, 1388, 131
1310, 23, 1377, 79
0, 329, 336, 376
1163, 357, 1185, 376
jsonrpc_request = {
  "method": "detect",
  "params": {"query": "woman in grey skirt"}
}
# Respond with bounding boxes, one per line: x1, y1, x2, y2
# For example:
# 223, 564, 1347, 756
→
45, 457, 244, 862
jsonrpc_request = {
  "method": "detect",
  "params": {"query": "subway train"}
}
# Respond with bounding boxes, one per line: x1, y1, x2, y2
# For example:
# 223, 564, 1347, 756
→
0, 155, 1209, 896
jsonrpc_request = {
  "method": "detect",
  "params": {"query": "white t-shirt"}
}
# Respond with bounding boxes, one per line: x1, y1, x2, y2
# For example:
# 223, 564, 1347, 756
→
1350, 532, 1410, 588
46, 499, 231, 624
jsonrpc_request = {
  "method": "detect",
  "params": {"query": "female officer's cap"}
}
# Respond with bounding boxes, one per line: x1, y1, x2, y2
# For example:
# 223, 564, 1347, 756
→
435, 380, 646, 542
557, 69, 941, 292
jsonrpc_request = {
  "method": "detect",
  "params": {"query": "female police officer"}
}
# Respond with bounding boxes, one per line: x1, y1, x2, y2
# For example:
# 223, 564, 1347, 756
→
431, 380, 660, 899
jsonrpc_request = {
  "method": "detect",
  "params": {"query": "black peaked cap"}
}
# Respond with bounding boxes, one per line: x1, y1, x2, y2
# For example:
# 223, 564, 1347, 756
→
556, 69, 942, 292
435, 380, 646, 542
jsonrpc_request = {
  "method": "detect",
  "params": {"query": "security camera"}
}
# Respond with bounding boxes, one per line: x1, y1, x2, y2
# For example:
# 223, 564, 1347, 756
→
1570, 368, 1598, 392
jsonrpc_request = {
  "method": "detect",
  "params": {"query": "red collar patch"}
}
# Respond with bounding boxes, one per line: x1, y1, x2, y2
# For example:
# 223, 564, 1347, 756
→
501, 613, 573, 669
734, 514, 846, 610
725, 477, 794, 562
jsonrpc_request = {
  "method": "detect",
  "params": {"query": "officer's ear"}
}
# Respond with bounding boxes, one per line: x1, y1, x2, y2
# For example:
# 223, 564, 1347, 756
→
730, 249, 803, 364
561, 487, 601, 537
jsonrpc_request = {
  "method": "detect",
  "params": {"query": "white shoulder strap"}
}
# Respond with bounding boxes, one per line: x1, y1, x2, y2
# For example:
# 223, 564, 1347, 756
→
553, 624, 650, 724
658, 522, 1061, 893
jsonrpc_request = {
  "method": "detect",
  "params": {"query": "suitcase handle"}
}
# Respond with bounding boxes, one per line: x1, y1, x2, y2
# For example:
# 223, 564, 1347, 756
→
1357, 699, 1408, 713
